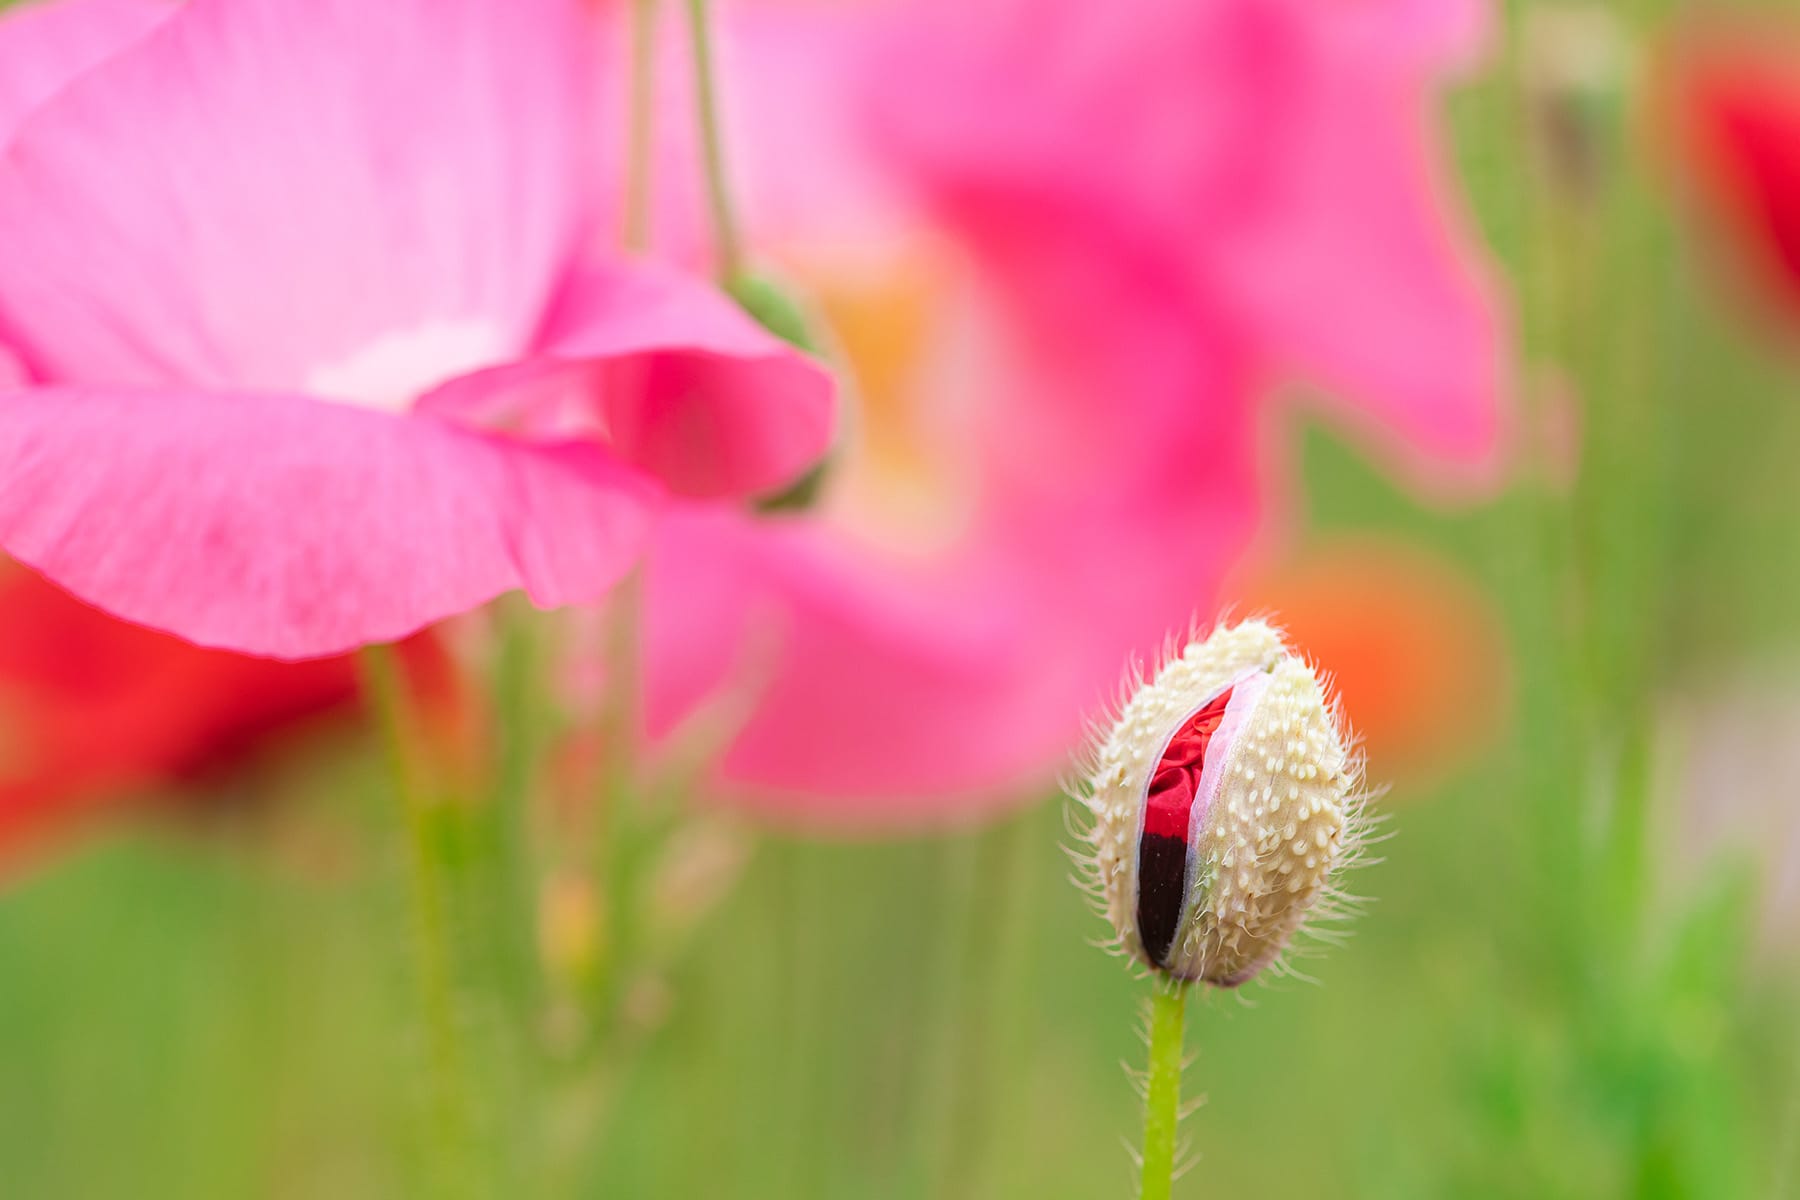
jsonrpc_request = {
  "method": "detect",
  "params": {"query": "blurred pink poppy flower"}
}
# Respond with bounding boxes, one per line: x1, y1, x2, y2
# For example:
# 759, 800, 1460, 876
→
629, 0, 1507, 828
0, 0, 833, 660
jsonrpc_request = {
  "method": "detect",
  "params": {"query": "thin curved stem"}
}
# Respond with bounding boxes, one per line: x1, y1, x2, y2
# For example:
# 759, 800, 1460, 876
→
683, 0, 744, 279
623, 0, 658, 252
1139, 978, 1190, 1200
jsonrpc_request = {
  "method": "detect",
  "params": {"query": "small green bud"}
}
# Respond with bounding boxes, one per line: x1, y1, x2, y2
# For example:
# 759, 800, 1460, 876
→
725, 270, 836, 512
726, 270, 821, 355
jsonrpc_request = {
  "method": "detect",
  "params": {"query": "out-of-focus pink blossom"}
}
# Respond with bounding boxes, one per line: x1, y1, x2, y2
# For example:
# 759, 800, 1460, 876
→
0, 0, 833, 660
862, 0, 1505, 481
630, 0, 1508, 828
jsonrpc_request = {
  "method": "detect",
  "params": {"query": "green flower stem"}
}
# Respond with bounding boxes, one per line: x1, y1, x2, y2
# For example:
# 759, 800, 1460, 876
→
623, 0, 658, 253
359, 643, 472, 1186
590, 571, 645, 1041
587, 0, 657, 1039
683, 0, 744, 279
1139, 978, 1191, 1200
915, 816, 1032, 1200
914, 835, 980, 1192
486, 599, 546, 1022
1776, 1052, 1800, 1200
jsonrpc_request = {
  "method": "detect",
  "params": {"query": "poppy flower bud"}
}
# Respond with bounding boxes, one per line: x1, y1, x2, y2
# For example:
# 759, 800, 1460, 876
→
1075, 620, 1365, 986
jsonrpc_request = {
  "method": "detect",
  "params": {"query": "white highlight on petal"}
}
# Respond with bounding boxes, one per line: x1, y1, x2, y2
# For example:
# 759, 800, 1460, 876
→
306, 319, 512, 413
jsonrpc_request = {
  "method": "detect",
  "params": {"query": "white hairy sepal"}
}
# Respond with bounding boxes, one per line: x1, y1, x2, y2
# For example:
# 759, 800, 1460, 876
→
1072, 619, 1367, 986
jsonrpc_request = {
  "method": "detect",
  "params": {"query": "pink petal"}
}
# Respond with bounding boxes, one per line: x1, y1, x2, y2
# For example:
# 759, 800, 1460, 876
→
418, 261, 836, 499
626, 1, 1284, 824
628, 0, 1500, 826
644, 455, 1260, 830
595, 1, 900, 266
0, 0, 167, 145
1326, 0, 1489, 74
643, 511, 1058, 823
0, 0, 592, 394
0, 388, 655, 659
864, 0, 1505, 484
1207, 0, 1506, 481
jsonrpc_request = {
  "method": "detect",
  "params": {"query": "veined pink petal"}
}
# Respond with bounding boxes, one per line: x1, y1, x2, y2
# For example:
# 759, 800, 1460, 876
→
0, 388, 656, 659
418, 261, 836, 499
0, 0, 592, 397
0, 0, 167, 145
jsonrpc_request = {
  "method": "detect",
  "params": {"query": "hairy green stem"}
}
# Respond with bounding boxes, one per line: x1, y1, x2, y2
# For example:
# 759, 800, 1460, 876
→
1139, 978, 1190, 1200
359, 644, 472, 1189
683, 0, 744, 278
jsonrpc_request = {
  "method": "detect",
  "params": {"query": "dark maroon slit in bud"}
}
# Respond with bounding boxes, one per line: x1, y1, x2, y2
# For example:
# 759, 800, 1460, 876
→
1135, 685, 1235, 968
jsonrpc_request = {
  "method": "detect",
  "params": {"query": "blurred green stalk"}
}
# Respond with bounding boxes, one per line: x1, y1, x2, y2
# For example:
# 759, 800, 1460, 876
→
358, 643, 475, 1194
916, 815, 1035, 1200
484, 599, 548, 1029
589, 571, 646, 1049
623, 0, 659, 253
684, 0, 744, 279
585, 0, 659, 1052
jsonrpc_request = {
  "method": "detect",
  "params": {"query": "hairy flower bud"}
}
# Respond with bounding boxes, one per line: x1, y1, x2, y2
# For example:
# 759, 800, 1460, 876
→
1074, 620, 1366, 986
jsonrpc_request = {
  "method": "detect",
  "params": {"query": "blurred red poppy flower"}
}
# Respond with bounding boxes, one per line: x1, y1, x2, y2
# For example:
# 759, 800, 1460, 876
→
0, 566, 448, 864
1663, 21, 1800, 324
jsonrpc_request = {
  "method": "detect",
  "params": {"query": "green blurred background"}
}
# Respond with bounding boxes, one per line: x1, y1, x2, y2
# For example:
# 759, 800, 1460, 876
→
5, 0, 1800, 1197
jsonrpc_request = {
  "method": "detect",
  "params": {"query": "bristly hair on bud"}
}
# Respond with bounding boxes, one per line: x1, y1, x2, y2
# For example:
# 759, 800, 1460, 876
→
1068, 618, 1372, 988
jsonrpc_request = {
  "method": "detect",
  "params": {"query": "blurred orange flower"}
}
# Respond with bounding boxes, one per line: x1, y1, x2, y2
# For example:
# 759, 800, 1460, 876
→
1225, 538, 1510, 791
